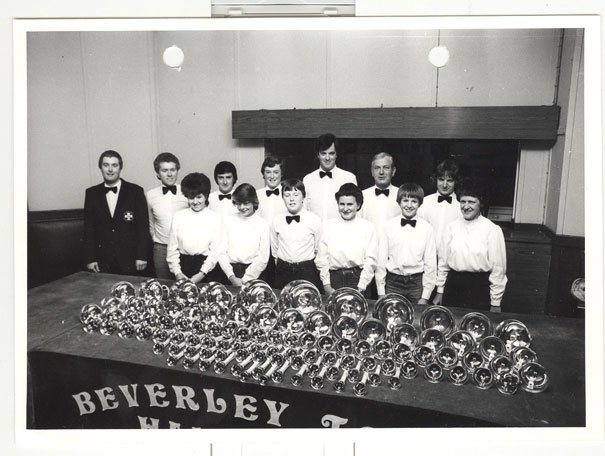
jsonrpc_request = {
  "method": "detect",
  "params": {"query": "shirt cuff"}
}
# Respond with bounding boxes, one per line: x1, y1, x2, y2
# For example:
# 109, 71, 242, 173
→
436, 286, 445, 294
421, 287, 433, 300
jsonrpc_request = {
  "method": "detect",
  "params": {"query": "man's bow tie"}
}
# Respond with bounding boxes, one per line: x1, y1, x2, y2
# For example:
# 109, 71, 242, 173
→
286, 215, 300, 224
319, 170, 332, 179
375, 188, 390, 197
105, 186, 117, 194
218, 193, 232, 201
266, 188, 279, 197
162, 185, 177, 195
400, 218, 417, 228
438, 195, 452, 204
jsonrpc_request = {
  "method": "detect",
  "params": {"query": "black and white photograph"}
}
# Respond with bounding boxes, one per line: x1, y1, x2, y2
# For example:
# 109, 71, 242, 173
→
8, 4, 604, 456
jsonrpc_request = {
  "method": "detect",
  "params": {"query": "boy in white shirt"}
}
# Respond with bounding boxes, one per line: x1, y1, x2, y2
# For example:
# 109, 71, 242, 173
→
271, 179, 322, 291
376, 183, 436, 304
315, 183, 377, 296
218, 183, 270, 287
208, 161, 239, 216
166, 173, 222, 284
418, 159, 464, 256
257, 156, 287, 286
146, 152, 189, 279
302, 133, 357, 222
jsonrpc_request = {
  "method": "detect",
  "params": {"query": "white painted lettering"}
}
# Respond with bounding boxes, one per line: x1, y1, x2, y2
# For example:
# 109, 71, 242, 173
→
138, 416, 160, 429
234, 395, 258, 421
118, 384, 139, 408
172, 385, 200, 411
263, 400, 290, 427
321, 414, 349, 428
169, 421, 181, 429
203, 389, 227, 414
72, 391, 96, 416
145, 383, 169, 407
94, 387, 119, 411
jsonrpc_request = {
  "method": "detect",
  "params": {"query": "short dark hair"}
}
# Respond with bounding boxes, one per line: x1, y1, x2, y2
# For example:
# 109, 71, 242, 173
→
281, 178, 306, 198
431, 159, 462, 184
396, 183, 425, 205
232, 183, 259, 211
334, 183, 364, 210
457, 178, 488, 206
214, 161, 238, 184
98, 150, 123, 169
260, 156, 283, 175
181, 173, 211, 202
315, 133, 337, 154
153, 152, 180, 173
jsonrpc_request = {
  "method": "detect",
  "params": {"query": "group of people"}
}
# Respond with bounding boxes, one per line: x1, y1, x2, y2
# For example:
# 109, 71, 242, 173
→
84, 133, 507, 311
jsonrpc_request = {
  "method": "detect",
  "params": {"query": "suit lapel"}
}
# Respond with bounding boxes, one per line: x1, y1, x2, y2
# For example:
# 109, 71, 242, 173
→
113, 180, 127, 221
96, 183, 113, 220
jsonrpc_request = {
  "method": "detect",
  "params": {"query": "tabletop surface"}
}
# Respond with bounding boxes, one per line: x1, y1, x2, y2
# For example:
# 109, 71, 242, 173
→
27, 272, 586, 427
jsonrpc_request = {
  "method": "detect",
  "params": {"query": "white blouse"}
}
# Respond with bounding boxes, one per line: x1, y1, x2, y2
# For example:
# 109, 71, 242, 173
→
436, 215, 508, 306
315, 217, 378, 291
218, 213, 270, 283
166, 207, 222, 276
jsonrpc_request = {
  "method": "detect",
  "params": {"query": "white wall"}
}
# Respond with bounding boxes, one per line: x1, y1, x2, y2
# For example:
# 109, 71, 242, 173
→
27, 28, 583, 236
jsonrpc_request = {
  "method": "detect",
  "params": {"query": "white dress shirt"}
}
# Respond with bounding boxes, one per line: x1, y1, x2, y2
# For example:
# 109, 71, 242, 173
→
436, 215, 507, 306
302, 167, 357, 222
376, 215, 437, 299
218, 213, 270, 283
166, 207, 222, 276
208, 190, 238, 216
270, 209, 322, 263
104, 179, 122, 217
315, 217, 378, 291
360, 184, 401, 229
146, 185, 189, 244
417, 192, 463, 256
257, 185, 287, 224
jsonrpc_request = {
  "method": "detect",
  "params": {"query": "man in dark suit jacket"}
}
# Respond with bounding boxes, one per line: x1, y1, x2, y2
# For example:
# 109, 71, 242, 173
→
84, 150, 150, 275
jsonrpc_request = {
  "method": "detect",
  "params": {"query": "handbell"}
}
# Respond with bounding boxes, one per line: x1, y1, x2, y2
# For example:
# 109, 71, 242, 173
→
419, 305, 455, 336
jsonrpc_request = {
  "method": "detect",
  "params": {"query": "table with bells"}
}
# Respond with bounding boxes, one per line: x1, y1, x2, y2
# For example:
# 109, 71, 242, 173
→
26, 272, 585, 429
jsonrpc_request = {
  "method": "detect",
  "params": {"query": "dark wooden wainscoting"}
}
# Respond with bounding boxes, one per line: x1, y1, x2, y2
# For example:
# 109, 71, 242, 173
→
545, 233, 585, 317
28, 209, 85, 289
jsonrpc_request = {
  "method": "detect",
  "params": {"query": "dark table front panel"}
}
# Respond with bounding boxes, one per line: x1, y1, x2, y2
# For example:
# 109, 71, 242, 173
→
27, 272, 585, 429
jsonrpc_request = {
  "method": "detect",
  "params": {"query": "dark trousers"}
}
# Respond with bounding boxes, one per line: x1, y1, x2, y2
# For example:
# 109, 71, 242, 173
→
275, 258, 323, 293
329, 267, 370, 297
263, 255, 277, 287
385, 271, 423, 304
179, 254, 208, 279
179, 253, 223, 283
231, 262, 250, 279
99, 255, 145, 277
443, 271, 491, 310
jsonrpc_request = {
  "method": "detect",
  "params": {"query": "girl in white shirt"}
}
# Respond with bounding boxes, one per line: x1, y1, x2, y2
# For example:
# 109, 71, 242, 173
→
315, 183, 377, 296
435, 181, 507, 311
218, 184, 270, 287
166, 173, 222, 284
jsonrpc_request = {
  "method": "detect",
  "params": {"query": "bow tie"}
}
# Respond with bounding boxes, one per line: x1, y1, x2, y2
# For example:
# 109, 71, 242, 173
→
105, 186, 117, 194
319, 171, 332, 179
162, 185, 177, 195
400, 218, 417, 228
286, 215, 300, 224
218, 193, 232, 201
438, 195, 452, 204
266, 188, 279, 197
375, 188, 390, 197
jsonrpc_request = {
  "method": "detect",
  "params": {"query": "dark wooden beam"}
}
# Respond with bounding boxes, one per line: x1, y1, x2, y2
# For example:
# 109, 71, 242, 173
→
232, 106, 560, 141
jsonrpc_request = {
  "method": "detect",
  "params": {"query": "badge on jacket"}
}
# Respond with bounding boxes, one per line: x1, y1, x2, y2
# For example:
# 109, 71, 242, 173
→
123, 211, 134, 222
